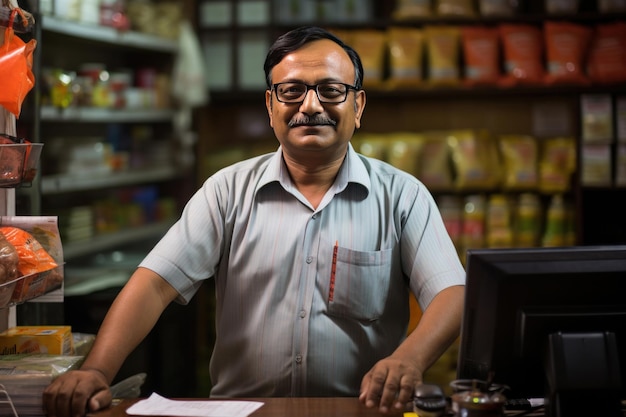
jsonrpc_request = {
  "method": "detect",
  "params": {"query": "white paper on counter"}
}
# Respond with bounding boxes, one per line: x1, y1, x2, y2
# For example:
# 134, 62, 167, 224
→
125, 393, 264, 417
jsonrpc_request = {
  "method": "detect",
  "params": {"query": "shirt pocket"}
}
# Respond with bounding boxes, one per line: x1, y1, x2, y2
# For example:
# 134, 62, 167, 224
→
326, 245, 393, 322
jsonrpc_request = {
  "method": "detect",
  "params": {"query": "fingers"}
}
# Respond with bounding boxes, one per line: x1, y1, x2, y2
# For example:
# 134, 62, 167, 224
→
359, 361, 420, 414
89, 389, 113, 413
43, 370, 111, 417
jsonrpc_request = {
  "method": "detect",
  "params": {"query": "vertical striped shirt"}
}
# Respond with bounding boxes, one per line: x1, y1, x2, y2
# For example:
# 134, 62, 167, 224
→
140, 143, 465, 397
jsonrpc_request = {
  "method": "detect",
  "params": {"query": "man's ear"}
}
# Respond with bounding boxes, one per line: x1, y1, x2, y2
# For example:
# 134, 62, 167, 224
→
354, 90, 366, 130
265, 89, 274, 128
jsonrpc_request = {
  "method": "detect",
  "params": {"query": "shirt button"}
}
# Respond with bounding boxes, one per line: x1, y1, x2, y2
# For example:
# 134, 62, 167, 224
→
312, 214, 317, 219
295, 354, 302, 364
299, 310, 306, 318
306, 256, 312, 264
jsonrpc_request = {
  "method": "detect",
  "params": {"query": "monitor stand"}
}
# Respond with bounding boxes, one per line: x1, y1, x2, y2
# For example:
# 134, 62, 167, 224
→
544, 332, 622, 417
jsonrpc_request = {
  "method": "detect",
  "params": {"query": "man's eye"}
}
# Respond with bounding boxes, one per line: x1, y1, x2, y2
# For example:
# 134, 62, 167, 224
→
281, 85, 305, 95
319, 85, 343, 96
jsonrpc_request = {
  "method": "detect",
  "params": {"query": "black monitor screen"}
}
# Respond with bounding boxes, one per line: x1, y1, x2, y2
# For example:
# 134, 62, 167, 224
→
457, 245, 626, 405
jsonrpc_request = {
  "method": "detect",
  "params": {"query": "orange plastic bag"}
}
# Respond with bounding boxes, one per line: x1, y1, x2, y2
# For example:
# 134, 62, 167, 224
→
0, 9, 36, 118
0, 226, 57, 277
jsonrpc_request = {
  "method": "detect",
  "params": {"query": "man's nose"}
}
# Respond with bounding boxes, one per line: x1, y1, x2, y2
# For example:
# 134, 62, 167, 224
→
299, 88, 324, 113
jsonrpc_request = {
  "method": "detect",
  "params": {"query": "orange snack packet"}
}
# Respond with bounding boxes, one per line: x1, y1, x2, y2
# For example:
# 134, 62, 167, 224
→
499, 24, 544, 86
586, 22, 626, 85
0, 226, 57, 277
461, 26, 501, 86
544, 21, 592, 86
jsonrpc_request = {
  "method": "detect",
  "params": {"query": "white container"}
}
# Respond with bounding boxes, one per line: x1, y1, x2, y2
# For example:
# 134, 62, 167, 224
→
54, 0, 81, 20
81, 0, 101, 24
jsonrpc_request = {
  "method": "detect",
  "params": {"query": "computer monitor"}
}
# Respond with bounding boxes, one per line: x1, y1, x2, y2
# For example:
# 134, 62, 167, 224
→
457, 246, 626, 417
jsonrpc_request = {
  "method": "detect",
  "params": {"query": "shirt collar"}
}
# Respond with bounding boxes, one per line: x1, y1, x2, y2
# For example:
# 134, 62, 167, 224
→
258, 143, 371, 195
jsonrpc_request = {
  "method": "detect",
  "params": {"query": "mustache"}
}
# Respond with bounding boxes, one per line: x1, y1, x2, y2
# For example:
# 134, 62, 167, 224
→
288, 115, 337, 128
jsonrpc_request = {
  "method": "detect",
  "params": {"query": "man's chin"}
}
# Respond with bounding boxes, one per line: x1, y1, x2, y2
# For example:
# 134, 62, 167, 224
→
289, 135, 333, 149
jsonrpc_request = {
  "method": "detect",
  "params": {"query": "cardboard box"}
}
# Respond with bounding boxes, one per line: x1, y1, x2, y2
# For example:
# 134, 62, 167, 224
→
0, 326, 73, 355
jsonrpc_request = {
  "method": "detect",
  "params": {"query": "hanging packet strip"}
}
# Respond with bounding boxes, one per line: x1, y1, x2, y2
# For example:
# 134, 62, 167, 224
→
0, 8, 36, 118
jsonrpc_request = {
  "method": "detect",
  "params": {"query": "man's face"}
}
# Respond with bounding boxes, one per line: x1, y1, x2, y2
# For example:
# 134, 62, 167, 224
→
265, 39, 366, 157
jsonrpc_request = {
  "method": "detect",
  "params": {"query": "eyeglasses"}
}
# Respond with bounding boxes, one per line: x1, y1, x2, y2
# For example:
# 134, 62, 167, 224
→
272, 82, 357, 104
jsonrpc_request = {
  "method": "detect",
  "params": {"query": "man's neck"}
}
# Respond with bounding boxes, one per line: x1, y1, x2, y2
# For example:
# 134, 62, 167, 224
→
283, 152, 345, 209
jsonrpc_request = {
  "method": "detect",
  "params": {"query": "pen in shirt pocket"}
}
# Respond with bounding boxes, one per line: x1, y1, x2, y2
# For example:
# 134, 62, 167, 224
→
329, 240, 338, 302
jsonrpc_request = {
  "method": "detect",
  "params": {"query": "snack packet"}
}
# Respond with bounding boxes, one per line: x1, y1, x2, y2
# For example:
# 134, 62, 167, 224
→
424, 26, 461, 85
499, 24, 544, 86
0, 226, 57, 277
544, 21, 592, 86
387, 27, 424, 89
461, 26, 501, 86
586, 22, 626, 85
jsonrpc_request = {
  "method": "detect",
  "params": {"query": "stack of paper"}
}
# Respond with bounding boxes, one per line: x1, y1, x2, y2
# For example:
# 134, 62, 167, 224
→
0, 355, 83, 416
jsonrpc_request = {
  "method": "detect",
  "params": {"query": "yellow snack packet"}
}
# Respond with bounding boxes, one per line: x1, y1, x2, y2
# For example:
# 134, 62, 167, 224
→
447, 129, 500, 190
387, 27, 424, 89
424, 26, 461, 85
387, 132, 424, 177
498, 134, 538, 190
350, 30, 387, 89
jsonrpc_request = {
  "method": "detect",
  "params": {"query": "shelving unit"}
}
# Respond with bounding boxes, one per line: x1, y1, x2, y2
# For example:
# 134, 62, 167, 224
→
13, 4, 202, 398
41, 165, 179, 194
195, 0, 626, 248
40, 105, 175, 122
41, 15, 178, 51
35, 14, 194, 264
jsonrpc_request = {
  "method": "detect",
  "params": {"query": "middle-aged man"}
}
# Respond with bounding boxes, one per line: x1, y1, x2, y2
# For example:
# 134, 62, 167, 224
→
43, 26, 465, 417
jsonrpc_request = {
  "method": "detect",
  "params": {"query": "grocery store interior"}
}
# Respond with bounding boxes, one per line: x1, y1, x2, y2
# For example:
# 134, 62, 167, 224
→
2, 0, 626, 402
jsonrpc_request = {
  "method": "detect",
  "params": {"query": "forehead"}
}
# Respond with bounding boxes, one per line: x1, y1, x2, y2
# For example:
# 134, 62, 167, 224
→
272, 39, 355, 83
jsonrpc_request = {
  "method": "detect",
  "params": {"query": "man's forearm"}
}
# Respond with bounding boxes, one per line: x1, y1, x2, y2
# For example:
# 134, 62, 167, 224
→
393, 285, 465, 373
79, 268, 178, 383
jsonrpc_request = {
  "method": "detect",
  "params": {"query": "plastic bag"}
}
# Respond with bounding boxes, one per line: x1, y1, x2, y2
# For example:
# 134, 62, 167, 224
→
0, 226, 58, 277
0, 231, 18, 284
0, 8, 36, 118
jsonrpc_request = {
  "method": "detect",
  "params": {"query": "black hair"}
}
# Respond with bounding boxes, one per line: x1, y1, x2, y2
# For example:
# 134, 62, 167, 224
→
263, 26, 364, 90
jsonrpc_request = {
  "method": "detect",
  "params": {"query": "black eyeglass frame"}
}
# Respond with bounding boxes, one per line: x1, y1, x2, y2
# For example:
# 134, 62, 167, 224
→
271, 82, 358, 104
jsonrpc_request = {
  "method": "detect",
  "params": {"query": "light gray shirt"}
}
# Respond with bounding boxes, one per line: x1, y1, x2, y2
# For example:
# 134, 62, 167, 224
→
140, 143, 465, 398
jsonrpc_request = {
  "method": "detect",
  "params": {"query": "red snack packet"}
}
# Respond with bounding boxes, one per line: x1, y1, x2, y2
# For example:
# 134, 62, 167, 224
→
544, 21, 592, 86
499, 24, 544, 87
461, 26, 501, 86
586, 22, 626, 85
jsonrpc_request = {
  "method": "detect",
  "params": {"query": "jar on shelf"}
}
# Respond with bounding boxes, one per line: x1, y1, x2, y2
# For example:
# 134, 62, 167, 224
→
542, 194, 567, 247
486, 194, 513, 248
515, 193, 542, 247
460, 194, 486, 262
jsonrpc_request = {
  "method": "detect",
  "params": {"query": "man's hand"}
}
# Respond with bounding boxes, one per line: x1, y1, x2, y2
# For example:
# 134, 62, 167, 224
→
43, 369, 112, 417
358, 357, 421, 414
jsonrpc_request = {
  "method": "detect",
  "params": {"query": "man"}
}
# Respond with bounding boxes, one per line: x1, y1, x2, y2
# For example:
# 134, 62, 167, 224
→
43, 26, 465, 417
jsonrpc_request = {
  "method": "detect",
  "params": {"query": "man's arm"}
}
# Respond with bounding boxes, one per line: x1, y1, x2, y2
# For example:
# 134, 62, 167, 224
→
359, 285, 465, 413
43, 267, 180, 417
